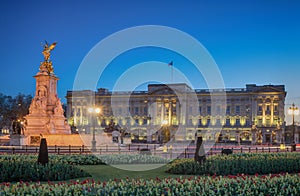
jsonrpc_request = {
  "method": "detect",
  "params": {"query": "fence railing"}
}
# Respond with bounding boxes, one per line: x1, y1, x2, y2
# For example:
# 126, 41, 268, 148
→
0, 144, 298, 159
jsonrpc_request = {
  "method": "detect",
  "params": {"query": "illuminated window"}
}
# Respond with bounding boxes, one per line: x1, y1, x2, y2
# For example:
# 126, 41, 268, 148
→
274, 118, 278, 125
258, 118, 262, 125
266, 118, 271, 126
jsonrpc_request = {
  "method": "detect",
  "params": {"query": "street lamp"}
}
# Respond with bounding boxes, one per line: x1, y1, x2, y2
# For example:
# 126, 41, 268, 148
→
288, 103, 299, 150
161, 119, 168, 144
88, 107, 101, 152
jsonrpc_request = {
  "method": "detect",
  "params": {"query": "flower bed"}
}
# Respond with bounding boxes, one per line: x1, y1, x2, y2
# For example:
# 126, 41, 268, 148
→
167, 153, 300, 175
0, 173, 299, 195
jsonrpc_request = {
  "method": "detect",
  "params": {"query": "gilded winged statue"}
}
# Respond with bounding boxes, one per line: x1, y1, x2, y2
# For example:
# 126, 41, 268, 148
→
42, 41, 57, 62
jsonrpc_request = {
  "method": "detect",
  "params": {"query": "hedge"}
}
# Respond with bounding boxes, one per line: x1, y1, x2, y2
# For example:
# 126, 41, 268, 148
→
167, 152, 300, 175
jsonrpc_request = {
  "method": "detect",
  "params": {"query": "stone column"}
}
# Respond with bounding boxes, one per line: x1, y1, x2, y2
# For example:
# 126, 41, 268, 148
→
271, 98, 274, 125
262, 99, 266, 125
74, 106, 77, 126
161, 100, 164, 124
168, 100, 172, 125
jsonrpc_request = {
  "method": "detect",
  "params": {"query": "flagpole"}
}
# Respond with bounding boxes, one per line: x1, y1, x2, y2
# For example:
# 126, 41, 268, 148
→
168, 61, 173, 84
171, 65, 173, 84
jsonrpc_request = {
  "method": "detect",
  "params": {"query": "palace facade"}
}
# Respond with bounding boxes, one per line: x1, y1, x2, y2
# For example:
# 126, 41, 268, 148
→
66, 83, 286, 144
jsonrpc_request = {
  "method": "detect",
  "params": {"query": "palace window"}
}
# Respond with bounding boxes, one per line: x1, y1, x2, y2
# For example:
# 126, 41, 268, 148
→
134, 107, 139, 115
207, 118, 211, 126
235, 106, 240, 114
246, 119, 251, 126
143, 119, 147, 125
258, 105, 262, 112
198, 119, 202, 126
225, 118, 230, 126
226, 106, 231, 115
236, 118, 240, 126
258, 118, 262, 126
273, 118, 278, 125
266, 118, 271, 126
188, 119, 193, 126
216, 105, 221, 114
189, 106, 193, 114
266, 105, 271, 115
207, 106, 211, 115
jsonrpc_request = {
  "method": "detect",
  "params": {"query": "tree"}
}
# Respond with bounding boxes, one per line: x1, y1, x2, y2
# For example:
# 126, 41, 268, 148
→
37, 138, 49, 165
194, 136, 206, 164
0, 93, 32, 132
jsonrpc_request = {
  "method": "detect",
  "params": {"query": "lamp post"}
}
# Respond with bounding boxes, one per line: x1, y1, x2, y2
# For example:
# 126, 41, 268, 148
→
88, 107, 101, 152
161, 119, 168, 144
288, 103, 299, 151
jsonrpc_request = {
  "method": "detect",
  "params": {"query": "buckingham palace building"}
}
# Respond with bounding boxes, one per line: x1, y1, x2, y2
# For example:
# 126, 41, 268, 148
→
66, 83, 286, 145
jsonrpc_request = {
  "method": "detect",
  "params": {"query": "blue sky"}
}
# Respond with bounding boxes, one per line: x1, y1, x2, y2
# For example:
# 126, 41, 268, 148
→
1, 0, 300, 123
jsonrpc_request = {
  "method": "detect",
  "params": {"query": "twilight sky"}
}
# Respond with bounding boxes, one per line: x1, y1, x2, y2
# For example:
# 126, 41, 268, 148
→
0, 0, 300, 123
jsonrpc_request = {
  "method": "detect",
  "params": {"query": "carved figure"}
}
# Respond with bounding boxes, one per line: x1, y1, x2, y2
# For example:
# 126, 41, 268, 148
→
42, 41, 57, 62
54, 99, 64, 116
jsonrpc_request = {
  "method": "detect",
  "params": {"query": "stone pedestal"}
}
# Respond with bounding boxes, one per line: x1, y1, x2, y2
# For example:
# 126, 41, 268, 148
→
21, 134, 84, 146
22, 59, 71, 146
9, 135, 26, 146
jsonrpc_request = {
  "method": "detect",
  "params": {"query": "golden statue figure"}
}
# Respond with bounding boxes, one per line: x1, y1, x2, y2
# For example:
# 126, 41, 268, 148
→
42, 41, 57, 62
40, 41, 57, 73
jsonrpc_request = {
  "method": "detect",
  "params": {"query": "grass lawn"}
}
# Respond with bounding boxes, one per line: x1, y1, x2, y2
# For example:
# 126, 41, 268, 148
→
78, 164, 185, 181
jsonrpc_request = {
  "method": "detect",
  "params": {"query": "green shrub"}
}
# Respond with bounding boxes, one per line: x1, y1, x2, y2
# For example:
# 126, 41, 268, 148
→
167, 152, 300, 175
0, 154, 169, 182
0, 160, 90, 182
98, 154, 169, 164
0, 154, 104, 165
